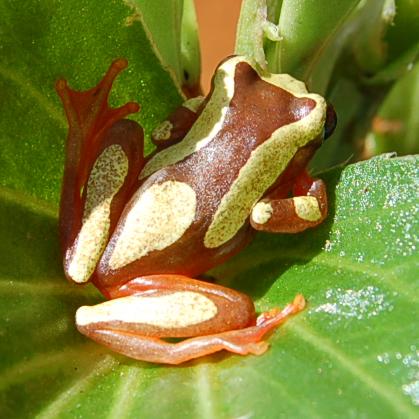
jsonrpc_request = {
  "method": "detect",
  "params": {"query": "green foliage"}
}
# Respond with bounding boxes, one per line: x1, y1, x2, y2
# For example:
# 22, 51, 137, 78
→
0, 0, 418, 418
0, 0, 184, 204
1, 156, 418, 418
372, 63, 419, 155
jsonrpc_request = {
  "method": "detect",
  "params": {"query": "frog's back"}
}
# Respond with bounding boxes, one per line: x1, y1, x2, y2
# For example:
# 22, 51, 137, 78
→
97, 56, 326, 286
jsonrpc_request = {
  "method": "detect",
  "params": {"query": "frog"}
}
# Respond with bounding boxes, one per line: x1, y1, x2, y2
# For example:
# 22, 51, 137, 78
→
55, 55, 336, 365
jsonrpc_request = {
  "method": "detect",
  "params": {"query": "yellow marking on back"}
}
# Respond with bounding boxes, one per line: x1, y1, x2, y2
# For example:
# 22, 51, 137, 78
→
139, 57, 245, 180
109, 181, 196, 270
204, 90, 326, 248
68, 145, 128, 283
76, 291, 217, 329
293, 196, 321, 221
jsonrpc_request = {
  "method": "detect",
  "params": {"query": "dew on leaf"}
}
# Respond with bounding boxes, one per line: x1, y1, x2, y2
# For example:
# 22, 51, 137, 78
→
311, 286, 393, 323
403, 381, 419, 406
376, 347, 419, 406
324, 239, 333, 252
377, 353, 391, 365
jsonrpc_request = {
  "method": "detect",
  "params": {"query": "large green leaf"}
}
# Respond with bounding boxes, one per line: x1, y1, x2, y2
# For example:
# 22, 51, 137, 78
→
264, 0, 361, 85
1, 0, 418, 417
0, 0, 183, 205
126, 0, 201, 94
1, 155, 417, 418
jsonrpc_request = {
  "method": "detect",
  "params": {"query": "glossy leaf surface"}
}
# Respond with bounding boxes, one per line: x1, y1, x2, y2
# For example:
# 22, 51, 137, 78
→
1, 155, 417, 418
0, 0, 183, 205
1, 0, 418, 417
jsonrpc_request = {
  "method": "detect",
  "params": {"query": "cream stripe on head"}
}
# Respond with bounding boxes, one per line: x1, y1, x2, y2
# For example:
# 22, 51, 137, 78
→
68, 144, 128, 283
261, 73, 309, 94
108, 181, 197, 270
139, 57, 248, 180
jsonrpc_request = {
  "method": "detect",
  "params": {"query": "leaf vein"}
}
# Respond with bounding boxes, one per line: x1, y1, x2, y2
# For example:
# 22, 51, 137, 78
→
0, 63, 66, 129
35, 355, 118, 419
289, 322, 417, 418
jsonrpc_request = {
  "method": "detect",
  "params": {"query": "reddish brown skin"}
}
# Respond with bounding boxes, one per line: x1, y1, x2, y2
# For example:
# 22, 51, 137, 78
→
56, 58, 332, 364
251, 177, 328, 233
56, 59, 144, 264
86, 275, 255, 338
96, 61, 318, 288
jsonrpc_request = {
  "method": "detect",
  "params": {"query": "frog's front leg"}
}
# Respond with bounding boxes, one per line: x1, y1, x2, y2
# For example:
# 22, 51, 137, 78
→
250, 170, 328, 233
151, 96, 205, 150
76, 275, 304, 364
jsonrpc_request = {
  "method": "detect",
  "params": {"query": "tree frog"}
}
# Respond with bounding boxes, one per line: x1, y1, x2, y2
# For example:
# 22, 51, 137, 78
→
56, 56, 336, 364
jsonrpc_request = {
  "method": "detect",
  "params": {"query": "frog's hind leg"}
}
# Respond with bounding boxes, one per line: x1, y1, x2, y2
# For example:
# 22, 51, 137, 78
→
250, 170, 328, 233
76, 275, 304, 364
56, 60, 145, 284
56, 59, 141, 188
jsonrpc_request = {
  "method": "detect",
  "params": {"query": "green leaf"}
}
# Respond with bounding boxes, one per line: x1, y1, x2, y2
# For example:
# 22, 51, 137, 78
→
126, 0, 201, 94
0, 0, 183, 205
235, 0, 281, 71
350, 0, 396, 74
264, 0, 361, 80
370, 63, 419, 155
180, 0, 201, 93
385, 0, 419, 64
1, 155, 417, 418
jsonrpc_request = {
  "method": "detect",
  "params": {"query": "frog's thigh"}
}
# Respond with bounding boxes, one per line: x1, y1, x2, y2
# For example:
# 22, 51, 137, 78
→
251, 177, 327, 233
78, 274, 255, 339
76, 275, 305, 364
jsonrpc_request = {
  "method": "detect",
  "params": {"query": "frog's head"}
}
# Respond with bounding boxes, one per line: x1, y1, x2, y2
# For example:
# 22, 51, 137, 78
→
213, 56, 337, 154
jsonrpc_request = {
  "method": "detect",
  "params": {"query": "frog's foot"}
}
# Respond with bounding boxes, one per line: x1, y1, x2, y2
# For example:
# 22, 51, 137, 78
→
76, 276, 305, 364
56, 58, 140, 151
251, 170, 328, 233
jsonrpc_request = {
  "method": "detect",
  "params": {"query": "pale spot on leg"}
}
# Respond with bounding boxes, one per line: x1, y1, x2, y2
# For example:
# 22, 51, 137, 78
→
293, 196, 321, 221
251, 201, 273, 224
152, 120, 173, 141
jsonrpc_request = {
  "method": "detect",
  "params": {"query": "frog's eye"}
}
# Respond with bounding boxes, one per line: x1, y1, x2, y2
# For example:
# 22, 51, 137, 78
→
323, 103, 337, 140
